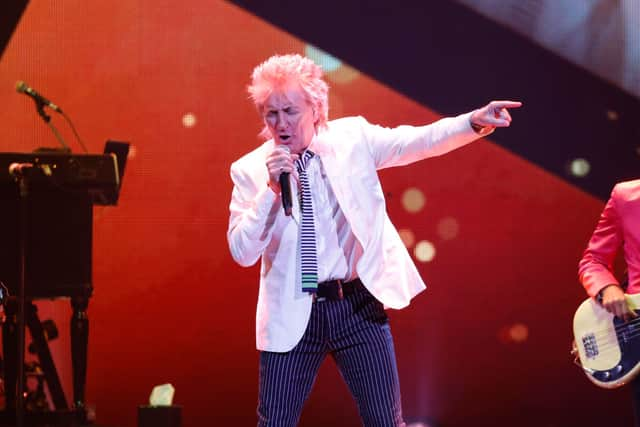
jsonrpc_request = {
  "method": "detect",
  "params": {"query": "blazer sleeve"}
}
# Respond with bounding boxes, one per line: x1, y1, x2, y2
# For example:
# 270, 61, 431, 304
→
358, 112, 481, 169
227, 158, 280, 267
578, 185, 623, 297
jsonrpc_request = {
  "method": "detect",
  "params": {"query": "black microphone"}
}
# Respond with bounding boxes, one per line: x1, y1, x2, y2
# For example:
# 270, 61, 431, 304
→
279, 146, 292, 216
15, 81, 62, 112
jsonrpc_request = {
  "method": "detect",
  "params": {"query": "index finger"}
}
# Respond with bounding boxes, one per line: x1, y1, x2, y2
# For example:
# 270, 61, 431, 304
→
492, 100, 523, 109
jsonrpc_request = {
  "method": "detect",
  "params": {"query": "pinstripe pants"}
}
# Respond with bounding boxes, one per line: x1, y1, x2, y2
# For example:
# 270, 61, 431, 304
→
257, 287, 405, 426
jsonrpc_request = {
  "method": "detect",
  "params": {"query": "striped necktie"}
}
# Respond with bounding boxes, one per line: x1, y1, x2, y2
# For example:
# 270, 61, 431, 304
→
295, 150, 318, 293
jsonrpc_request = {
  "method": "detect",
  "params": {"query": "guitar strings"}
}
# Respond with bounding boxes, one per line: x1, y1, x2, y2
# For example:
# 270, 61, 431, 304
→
591, 316, 640, 337
579, 318, 640, 356
582, 322, 640, 344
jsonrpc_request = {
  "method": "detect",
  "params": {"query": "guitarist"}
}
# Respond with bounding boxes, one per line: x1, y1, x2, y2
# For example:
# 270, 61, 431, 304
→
579, 179, 640, 425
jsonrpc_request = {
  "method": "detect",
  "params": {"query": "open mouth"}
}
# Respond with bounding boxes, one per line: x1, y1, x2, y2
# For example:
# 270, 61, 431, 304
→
280, 135, 291, 141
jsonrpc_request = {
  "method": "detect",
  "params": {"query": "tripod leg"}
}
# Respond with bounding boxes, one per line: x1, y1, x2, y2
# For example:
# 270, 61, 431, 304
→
2, 298, 18, 411
71, 295, 89, 411
25, 302, 68, 410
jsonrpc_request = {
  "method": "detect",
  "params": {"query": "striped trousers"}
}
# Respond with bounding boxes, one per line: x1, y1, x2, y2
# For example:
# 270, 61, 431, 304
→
257, 287, 405, 426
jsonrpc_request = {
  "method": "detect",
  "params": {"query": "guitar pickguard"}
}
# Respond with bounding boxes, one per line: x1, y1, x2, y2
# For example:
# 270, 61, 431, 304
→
573, 294, 640, 388
589, 317, 640, 384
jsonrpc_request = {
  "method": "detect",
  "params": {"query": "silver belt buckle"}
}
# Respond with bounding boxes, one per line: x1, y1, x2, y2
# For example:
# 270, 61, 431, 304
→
313, 293, 326, 303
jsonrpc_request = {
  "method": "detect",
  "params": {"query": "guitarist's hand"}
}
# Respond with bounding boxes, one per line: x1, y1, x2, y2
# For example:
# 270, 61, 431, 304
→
601, 285, 638, 322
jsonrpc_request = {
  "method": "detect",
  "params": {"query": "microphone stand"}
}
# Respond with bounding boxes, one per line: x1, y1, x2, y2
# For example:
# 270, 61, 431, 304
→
35, 101, 71, 152
10, 164, 33, 427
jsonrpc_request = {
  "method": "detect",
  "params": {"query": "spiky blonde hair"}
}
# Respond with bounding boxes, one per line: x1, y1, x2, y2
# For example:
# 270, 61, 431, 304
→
248, 54, 329, 140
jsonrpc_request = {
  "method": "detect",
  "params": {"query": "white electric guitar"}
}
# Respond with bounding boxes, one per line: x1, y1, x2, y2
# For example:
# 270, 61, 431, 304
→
572, 294, 640, 389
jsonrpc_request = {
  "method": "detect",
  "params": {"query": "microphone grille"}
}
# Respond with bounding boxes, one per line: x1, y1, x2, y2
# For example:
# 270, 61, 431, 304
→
15, 81, 27, 93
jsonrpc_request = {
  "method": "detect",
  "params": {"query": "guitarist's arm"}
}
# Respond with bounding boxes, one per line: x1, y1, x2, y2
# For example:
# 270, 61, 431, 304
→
579, 185, 636, 321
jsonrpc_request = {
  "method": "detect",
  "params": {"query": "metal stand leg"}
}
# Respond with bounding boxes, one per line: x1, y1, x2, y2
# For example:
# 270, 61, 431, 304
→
25, 302, 68, 410
71, 295, 89, 418
2, 298, 19, 411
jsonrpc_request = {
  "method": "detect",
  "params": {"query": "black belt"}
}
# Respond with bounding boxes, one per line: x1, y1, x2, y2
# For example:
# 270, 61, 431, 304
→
314, 278, 365, 302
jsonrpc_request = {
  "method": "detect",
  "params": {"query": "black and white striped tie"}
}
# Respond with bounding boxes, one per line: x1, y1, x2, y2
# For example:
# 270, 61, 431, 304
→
295, 150, 318, 293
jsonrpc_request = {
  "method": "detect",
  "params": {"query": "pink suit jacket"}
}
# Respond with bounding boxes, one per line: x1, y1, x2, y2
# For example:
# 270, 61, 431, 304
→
579, 179, 640, 297
228, 113, 482, 352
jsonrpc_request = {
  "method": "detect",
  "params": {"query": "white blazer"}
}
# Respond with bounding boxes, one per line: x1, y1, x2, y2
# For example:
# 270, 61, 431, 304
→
228, 113, 482, 352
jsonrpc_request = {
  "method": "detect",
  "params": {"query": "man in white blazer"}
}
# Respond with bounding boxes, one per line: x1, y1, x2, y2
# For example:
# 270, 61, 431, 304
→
227, 53, 521, 426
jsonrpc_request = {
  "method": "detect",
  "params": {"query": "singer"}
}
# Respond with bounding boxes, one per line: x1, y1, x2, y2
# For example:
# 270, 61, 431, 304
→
227, 54, 521, 426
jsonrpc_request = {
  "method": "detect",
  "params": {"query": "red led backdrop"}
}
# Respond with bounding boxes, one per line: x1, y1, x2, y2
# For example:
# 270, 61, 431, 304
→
0, 1, 631, 426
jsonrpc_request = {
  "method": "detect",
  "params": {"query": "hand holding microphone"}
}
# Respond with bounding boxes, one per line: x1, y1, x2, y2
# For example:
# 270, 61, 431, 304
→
266, 145, 297, 216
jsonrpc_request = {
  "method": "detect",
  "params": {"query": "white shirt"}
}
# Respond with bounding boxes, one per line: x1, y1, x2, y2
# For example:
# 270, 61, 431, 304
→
302, 152, 360, 284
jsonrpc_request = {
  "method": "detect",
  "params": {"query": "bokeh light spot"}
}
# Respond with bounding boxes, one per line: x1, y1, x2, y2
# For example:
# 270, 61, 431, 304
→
402, 187, 426, 213
414, 240, 436, 263
509, 323, 529, 343
569, 158, 590, 177
398, 228, 416, 248
436, 217, 459, 241
606, 109, 619, 121
182, 113, 197, 128
498, 322, 529, 344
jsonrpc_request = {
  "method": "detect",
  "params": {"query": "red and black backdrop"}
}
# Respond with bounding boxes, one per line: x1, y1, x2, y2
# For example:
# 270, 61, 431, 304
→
1, 1, 639, 426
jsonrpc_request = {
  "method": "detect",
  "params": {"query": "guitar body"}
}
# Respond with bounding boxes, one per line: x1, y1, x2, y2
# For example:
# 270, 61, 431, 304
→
573, 294, 640, 388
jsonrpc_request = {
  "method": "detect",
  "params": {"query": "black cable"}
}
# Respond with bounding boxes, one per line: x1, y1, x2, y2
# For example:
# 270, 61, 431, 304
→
61, 111, 88, 153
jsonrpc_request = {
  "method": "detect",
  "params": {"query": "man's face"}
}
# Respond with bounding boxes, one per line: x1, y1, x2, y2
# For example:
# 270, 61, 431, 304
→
263, 85, 317, 155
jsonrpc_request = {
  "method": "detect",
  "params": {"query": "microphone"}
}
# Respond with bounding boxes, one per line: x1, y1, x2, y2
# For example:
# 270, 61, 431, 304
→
15, 81, 62, 112
279, 146, 292, 216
